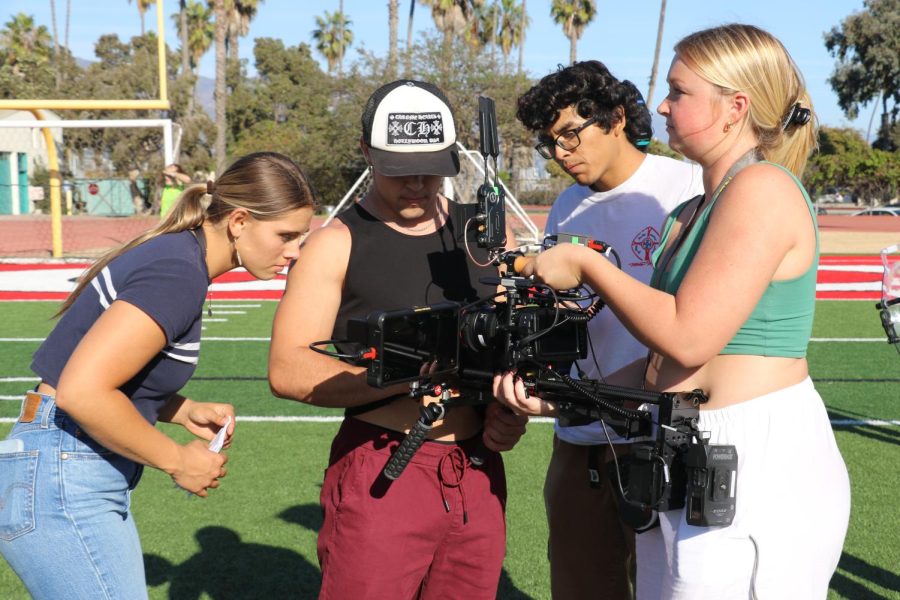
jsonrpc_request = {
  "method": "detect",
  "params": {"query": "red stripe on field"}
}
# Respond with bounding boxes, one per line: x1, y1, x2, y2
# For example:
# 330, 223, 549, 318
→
210, 291, 284, 299
817, 291, 881, 300
211, 271, 287, 283
0, 255, 893, 301
0, 292, 68, 300
0, 263, 90, 271
818, 271, 881, 283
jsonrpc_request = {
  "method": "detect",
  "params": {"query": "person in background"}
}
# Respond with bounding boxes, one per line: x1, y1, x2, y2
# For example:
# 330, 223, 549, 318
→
495, 24, 850, 600
516, 60, 703, 599
160, 163, 193, 218
0, 152, 317, 599
269, 79, 527, 599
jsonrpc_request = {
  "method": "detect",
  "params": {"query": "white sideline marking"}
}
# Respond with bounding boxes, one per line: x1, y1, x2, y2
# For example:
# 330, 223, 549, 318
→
209, 311, 246, 315
0, 415, 897, 427
211, 304, 261, 308
810, 338, 885, 342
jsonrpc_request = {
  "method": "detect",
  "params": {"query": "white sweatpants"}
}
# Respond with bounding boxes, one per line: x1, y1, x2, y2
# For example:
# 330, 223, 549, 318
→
637, 377, 851, 599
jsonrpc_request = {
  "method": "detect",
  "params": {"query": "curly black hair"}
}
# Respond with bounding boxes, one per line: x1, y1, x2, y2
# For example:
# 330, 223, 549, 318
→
517, 60, 652, 150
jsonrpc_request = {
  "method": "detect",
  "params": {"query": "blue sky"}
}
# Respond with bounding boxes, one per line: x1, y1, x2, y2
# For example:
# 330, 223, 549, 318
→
4, 0, 874, 137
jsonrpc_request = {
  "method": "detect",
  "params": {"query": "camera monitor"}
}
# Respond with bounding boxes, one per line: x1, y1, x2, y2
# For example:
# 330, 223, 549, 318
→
366, 302, 461, 387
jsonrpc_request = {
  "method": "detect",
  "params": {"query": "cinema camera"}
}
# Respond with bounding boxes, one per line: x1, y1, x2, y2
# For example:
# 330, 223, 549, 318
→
311, 97, 736, 528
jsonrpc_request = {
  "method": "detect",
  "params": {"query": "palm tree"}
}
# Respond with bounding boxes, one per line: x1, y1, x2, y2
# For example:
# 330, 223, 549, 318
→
127, 0, 156, 36
224, 0, 261, 63
312, 9, 353, 76
517, 0, 526, 74
64, 0, 70, 58
420, 0, 477, 48
497, 0, 527, 69
389, 0, 399, 78
173, 0, 213, 74
646, 0, 666, 106
174, 0, 213, 114
0, 13, 53, 68
49, 0, 61, 89
179, 0, 189, 75
550, 0, 595, 65
214, 0, 227, 175
467, 0, 499, 63
419, 0, 479, 76
405, 0, 416, 75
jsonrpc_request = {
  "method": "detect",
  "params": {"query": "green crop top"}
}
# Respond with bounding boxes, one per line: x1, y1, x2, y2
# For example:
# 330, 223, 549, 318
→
650, 162, 818, 358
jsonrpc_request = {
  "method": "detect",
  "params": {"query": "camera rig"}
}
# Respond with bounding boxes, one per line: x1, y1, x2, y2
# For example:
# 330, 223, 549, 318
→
310, 96, 736, 528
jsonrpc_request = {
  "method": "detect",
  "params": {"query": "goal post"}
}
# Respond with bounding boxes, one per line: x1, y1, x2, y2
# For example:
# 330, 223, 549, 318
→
0, 1, 172, 257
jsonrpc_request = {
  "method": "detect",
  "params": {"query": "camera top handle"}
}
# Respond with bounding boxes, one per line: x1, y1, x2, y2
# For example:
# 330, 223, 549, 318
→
478, 96, 499, 180
475, 96, 506, 250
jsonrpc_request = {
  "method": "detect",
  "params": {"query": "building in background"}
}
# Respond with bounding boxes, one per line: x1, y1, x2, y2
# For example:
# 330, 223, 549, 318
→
0, 109, 63, 215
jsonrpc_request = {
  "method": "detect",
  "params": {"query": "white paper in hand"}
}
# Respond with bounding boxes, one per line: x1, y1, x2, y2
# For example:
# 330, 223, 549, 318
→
208, 416, 232, 453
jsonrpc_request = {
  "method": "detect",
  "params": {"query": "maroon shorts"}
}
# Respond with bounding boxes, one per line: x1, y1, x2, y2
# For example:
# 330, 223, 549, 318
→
317, 417, 507, 600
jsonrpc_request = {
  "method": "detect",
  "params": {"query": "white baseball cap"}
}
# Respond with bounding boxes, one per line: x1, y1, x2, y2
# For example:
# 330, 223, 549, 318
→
361, 80, 460, 177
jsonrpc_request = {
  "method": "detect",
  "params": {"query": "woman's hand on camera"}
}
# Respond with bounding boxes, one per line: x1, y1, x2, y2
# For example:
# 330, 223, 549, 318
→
519, 243, 594, 291
171, 440, 228, 497
492, 371, 557, 418
482, 401, 529, 452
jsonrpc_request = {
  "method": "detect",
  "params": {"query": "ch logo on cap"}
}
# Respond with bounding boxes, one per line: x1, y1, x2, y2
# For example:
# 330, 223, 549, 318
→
387, 112, 446, 146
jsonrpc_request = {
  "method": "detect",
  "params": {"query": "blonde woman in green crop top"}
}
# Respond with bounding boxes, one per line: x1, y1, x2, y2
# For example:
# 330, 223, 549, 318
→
493, 24, 850, 600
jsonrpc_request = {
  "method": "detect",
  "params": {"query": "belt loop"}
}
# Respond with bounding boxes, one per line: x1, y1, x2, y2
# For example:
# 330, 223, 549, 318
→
41, 396, 55, 429
41, 394, 56, 429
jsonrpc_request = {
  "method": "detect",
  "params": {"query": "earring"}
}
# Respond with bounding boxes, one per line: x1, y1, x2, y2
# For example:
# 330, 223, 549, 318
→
724, 122, 734, 133
234, 238, 243, 268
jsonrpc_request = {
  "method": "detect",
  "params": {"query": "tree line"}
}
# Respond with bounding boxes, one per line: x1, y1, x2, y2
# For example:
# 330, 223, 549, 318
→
1, 0, 897, 208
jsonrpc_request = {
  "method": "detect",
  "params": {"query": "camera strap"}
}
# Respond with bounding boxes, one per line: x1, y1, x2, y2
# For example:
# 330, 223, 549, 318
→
642, 148, 760, 389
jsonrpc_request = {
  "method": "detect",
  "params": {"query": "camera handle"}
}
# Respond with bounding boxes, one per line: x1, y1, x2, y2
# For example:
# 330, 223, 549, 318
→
382, 384, 490, 480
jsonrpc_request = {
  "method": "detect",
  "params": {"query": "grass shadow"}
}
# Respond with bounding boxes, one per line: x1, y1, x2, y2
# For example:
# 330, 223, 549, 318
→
145, 525, 321, 599
830, 550, 900, 598
827, 407, 900, 446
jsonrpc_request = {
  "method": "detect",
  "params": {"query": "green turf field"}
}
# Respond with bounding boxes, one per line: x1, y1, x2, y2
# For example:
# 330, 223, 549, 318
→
1, 300, 898, 599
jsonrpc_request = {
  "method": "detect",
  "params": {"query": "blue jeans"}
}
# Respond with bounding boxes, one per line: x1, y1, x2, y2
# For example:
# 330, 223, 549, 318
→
0, 392, 147, 599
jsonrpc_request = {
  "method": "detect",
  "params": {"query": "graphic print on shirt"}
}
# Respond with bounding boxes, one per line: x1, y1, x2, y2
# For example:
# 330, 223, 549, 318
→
629, 225, 662, 267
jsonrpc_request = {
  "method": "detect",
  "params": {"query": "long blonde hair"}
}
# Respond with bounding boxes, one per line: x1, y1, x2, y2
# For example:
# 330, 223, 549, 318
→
674, 24, 816, 177
58, 152, 317, 315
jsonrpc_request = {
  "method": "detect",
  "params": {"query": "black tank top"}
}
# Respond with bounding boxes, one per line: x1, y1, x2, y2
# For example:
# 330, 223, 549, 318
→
333, 201, 497, 415
334, 200, 496, 339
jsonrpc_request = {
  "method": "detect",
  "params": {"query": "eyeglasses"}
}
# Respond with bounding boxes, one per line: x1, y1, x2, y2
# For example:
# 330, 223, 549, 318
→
535, 116, 599, 159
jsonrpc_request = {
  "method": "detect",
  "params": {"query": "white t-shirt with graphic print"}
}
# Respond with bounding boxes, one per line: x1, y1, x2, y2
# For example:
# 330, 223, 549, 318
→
544, 153, 704, 445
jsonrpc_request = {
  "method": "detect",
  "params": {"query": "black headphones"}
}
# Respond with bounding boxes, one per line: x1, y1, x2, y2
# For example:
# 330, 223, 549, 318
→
781, 102, 811, 131
622, 80, 652, 149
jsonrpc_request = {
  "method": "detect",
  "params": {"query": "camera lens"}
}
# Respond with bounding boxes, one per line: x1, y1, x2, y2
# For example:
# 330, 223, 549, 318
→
460, 309, 499, 352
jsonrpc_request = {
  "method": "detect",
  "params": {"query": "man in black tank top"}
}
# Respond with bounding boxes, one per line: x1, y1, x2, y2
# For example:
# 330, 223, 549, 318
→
269, 80, 527, 599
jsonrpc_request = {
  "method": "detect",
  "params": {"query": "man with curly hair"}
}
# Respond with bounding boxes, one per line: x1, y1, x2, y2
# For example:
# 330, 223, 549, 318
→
517, 61, 703, 599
